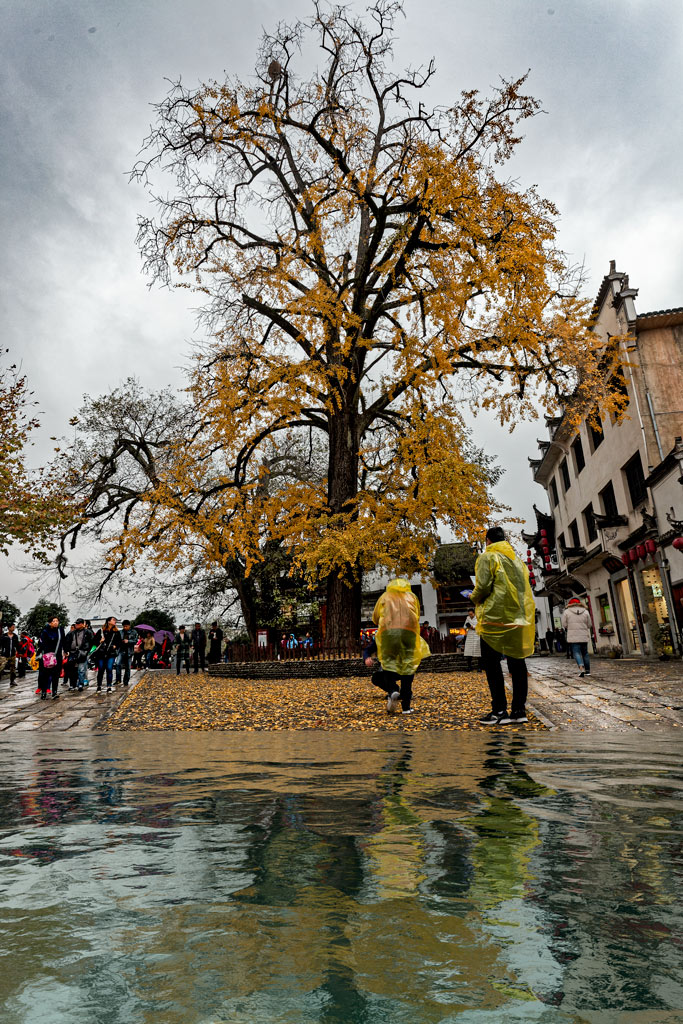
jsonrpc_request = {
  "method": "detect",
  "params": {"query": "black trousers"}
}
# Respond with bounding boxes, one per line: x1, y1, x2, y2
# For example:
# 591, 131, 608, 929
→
39, 664, 60, 694
371, 669, 413, 711
176, 652, 190, 675
65, 659, 79, 687
193, 648, 206, 673
480, 637, 528, 715
116, 650, 131, 684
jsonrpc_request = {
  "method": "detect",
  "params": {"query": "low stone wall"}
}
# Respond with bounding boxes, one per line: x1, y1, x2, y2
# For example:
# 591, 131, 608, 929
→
208, 652, 467, 680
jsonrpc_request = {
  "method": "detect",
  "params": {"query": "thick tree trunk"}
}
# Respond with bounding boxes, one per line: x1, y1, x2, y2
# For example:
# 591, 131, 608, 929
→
227, 559, 259, 643
326, 574, 362, 649
325, 412, 361, 647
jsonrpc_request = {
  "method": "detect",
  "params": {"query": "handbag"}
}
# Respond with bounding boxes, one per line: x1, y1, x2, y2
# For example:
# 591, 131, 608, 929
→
43, 652, 57, 669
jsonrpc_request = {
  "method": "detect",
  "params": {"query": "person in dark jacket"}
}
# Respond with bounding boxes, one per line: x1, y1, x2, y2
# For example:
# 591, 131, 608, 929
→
174, 626, 191, 675
64, 618, 94, 691
116, 620, 138, 685
39, 616, 67, 699
63, 624, 79, 690
208, 622, 223, 663
93, 617, 122, 693
191, 623, 206, 673
0, 623, 20, 686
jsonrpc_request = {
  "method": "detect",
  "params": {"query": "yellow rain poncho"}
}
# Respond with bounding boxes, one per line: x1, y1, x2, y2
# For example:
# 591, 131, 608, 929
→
372, 578, 431, 676
471, 541, 535, 659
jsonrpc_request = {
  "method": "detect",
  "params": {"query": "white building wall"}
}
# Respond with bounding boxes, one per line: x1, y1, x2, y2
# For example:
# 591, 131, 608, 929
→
531, 267, 683, 657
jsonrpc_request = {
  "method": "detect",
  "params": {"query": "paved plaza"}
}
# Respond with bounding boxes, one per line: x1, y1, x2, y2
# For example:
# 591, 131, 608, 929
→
0, 658, 680, 731
0, 672, 143, 732
526, 655, 683, 731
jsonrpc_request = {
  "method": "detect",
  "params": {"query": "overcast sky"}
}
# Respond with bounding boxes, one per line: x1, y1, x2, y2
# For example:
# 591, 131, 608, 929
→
1, 0, 682, 617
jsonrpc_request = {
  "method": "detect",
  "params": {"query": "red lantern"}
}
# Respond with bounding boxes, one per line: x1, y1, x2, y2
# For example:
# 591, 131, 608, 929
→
540, 529, 547, 538
621, 553, 629, 566
630, 547, 639, 563
673, 537, 683, 551
645, 539, 657, 555
637, 543, 646, 560
541, 543, 550, 554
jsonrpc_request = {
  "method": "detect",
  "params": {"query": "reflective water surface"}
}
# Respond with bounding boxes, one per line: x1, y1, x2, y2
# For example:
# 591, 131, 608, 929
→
1, 732, 682, 1023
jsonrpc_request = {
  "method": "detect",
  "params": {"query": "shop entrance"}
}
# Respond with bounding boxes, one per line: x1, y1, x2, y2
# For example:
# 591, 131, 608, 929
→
640, 565, 671, 650
615, 577, 641, 654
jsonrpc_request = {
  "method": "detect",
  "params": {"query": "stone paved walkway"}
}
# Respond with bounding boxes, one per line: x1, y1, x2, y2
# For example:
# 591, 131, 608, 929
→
526, 655, 683, 731
0, 670, 144, 731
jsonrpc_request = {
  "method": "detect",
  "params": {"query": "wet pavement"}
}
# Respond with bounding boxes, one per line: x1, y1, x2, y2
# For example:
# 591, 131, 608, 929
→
526, 654, 683, 731
0, 670, 143, 732
2, 731, 682, 1022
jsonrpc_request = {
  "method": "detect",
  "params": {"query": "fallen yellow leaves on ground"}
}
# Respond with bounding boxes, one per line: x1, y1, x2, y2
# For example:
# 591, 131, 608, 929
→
104, 671, 546, 731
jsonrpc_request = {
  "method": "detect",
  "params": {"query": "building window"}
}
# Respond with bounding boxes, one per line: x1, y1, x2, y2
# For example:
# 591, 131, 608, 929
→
583, 503, 597, 543
588, 414, 604, 452
599, 480, 618, 518
622, 451, 646, 508
569, 519, 580, 547
559, 457, 571, 492
549, 478, 559, 508
598, 594, 613, 628
572, 436, 585, 474
610, 368, 630, 423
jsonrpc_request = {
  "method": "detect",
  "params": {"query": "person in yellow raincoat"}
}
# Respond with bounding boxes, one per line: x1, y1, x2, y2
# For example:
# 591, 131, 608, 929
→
470, 527, 535, 726
365, 578, 430, 715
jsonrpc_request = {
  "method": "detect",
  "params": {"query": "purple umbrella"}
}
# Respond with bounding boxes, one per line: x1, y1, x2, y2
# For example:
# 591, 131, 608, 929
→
154, 629, 175, 643
135, 623, 156, 632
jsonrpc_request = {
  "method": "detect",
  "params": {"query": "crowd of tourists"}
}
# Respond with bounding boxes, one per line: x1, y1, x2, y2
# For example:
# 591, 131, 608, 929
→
0, 617, 227, 700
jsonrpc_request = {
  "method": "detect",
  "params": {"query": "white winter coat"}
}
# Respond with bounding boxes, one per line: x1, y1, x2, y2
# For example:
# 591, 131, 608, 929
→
561, 605, 593, 643
463, 614, 481, 657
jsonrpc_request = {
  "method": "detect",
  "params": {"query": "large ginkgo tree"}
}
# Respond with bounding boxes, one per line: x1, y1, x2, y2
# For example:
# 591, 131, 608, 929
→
87, 1, 624, 644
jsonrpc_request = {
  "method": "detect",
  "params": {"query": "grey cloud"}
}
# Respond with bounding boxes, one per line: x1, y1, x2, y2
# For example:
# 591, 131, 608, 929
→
1, 0, 681, 610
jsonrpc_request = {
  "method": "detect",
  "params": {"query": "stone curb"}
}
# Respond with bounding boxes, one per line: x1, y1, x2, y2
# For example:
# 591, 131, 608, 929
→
524, 701, 558, 730
208, 652, 467, 680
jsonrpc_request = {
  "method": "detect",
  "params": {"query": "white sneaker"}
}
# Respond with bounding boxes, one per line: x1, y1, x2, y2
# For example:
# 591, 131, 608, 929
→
387, 691, 401, 714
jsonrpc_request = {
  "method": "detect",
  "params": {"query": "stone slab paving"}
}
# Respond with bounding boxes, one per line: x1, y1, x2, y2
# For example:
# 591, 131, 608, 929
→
0, 669, 145, 731
525, 655, 683, 731
2, 659, 681, 732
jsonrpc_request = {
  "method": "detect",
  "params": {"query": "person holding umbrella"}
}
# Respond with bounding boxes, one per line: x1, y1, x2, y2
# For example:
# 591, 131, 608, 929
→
137, 627, 156, 668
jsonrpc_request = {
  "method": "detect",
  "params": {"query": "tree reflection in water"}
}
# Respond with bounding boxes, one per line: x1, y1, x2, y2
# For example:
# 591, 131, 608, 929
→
0, 733, 681, 1023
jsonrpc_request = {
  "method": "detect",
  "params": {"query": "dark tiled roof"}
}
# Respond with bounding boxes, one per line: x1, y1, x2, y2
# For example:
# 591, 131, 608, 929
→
638, 306, 683, 318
